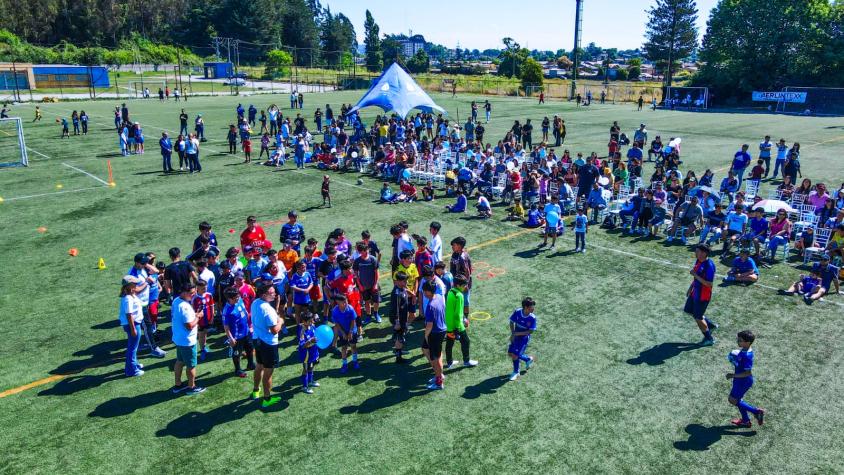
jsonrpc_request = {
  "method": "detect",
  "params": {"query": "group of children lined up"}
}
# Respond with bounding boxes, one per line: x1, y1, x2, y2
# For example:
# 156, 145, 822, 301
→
117, 215, 538, 409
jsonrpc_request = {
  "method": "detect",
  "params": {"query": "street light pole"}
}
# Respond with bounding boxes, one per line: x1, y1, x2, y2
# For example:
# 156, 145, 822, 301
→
570, 0, 583, 100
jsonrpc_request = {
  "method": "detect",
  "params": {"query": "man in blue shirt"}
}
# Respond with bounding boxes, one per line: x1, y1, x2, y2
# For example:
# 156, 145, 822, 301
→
222, 288, 254, 377
758, 135, 772, 177
421, 281, 447, 390
723, 204, 748, 254
586, 183, 607, 224
279, 210, 305, 253
730, 144, 752, 187
725, 248, 759, 283
577, 156, 600, 199
745, 208, 769, 256
626, 142, 643, 166
331, 294, 359, 373
508, 297, 537, 381
159, 132, 173, 173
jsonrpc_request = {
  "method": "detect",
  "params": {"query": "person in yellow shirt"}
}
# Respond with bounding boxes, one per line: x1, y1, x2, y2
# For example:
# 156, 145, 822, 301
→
379, 123, 389, 146
506, 197, 526, 221
393, 250, 420, 321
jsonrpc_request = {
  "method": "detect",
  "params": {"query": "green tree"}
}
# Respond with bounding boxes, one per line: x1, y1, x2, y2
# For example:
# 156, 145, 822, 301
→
697, 0, 833, 101
520, 57, 544, 89
321, 8, 356, 67
363, 10, 382, 72
627, 65, 641, 80
282, 0, 320, 66
556, 55, 573, 70
265, 49, 293, 78
643, 0, 698, 92
406, 49, 430, 73
499, 37, 529, 78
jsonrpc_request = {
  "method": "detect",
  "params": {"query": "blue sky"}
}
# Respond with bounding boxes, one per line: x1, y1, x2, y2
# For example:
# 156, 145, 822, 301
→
327, 0, 720, 51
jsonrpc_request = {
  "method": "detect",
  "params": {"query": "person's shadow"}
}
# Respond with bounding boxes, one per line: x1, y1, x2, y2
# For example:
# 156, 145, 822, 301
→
626, 342, 701, 366
461, 375, 509, 399
156, 397, 282, 438
674, 423, 757, 451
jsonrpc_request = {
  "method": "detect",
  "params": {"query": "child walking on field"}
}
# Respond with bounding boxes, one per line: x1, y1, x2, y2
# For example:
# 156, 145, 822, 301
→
321, 175, 332, 207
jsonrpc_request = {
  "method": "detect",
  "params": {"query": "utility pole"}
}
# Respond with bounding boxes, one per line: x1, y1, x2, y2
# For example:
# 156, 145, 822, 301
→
11, 61, 21, 102
570, 0, 583, 100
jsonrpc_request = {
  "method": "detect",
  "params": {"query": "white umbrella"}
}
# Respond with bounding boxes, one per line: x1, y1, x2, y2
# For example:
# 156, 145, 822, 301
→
754, 199, 796, 214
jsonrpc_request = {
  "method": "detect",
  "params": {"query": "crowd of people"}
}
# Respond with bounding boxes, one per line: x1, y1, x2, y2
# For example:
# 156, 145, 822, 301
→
119, 213, 538, 408
106, 93, 842, 426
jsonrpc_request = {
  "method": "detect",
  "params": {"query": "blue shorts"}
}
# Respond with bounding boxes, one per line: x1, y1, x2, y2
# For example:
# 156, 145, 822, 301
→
729, 377, 753, 400
463, 288, 471, 307
176, 344, 197, 368
683, 295, 709, 320
508, 336, 530, 356
298, 347, 319, 364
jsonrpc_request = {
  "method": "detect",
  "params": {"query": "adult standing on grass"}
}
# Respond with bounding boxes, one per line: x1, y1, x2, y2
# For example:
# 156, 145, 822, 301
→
251, 283, 284, 408
730, 144, 752, 188
186, 132, 201, 173
164, 247, 197, 299
685, 244, 719, 346
421, 280, 447, 390
128, 253, 167, 358
159, 132, 173, 173
119, 275, 146, 377
178, 109, 189, 136
758, 135, 772, 178
171, 282, 206, 395
194, 114, 205, 142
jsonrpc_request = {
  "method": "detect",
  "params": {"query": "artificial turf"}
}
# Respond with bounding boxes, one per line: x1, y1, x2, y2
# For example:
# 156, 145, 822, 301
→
1, 91, 843, 473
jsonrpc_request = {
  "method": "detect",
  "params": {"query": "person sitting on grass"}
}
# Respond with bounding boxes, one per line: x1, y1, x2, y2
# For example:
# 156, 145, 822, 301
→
725, 248, 759, 284
476, 192, 492, 218
506, 197, 526, 221
445, 189, 467, 213
380, 182, 399, 204
398, 179, 418, 202
782, 268, 825, 304
422, 180, 435, 201
525, 203, 545, 228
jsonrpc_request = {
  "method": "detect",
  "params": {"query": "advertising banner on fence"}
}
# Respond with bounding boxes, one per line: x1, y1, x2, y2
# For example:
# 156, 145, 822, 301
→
752, 91, 807, 103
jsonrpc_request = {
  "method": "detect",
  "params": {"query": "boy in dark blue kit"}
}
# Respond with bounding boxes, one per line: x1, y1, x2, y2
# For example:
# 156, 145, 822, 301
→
221, 288, 254, 377
390, 271, 411, 364
727, 330, 765, 427
297, 312, 320, 394
331, 294, 359, 373
508, 297, 537, 381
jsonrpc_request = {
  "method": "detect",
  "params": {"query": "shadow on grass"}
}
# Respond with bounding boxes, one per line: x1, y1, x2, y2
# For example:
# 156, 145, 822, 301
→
626, 342, 701, 366
461, 375, 509, 400
49, 340, 125, 375
674, 424, 757, 451
88, 371, 227, 418
156, 397, 285, 438
91, 320, 121, 330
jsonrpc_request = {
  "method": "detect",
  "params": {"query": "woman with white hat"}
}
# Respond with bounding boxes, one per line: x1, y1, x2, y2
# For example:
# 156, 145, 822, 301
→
119, 275, 145, 377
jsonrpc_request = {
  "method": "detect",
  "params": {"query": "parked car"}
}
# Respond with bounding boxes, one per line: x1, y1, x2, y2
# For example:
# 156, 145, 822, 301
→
224, 77, 246, 86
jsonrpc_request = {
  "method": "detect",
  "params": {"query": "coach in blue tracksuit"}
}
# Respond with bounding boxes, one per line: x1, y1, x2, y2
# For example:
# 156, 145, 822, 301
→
160, 132, 173, 173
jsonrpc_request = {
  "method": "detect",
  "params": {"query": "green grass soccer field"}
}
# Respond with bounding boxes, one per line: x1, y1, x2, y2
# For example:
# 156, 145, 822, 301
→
1, 91, 843, 473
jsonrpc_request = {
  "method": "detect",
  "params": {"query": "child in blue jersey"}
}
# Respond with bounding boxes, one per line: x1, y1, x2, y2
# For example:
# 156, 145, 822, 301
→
303, 245, 324, 313
725, 248, 759, 283
525, 203, 545, 228
508, 297, 537, 381
434, 261, 453, 292
744, 207, 769, 257
574, 207, 588, 253
297, 312, 320, 393
727, 330, 765, 427
222, 288, 255, 377
723, 204, 748, 254
331, 295, 359, 373
289, 260, 314, 325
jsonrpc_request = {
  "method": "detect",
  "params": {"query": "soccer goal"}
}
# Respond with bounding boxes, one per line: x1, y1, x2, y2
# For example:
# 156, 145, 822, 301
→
128, 80, 168, 98
775, 87, 844, 116
440, 78, 456, 93
0, 117, 29, 167
665, 86, 709, 110
523, 84, 544, 97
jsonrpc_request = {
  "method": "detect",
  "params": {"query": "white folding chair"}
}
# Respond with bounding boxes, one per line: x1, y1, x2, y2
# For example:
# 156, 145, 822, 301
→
791, 193, 807, 206
767, 189, 783, 200
745, 180, 760, 199
804, 228, 832, 264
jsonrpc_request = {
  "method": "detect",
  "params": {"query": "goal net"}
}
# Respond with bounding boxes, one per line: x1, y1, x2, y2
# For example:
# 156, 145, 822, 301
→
523, 85, 544, 97
665, 86, 709, 110
775, 87, 844, 116
440, 78, 456, 93
0, 117, 29, 167
128, 80, 168, 98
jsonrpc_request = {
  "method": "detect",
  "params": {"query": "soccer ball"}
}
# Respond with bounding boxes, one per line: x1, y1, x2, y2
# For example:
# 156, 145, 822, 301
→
356, 178, 363, 186
727, 349, 741, 364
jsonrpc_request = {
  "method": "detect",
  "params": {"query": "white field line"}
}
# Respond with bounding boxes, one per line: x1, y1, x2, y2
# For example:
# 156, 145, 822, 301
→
62, 162, 110, 185
4, 185, 105, 201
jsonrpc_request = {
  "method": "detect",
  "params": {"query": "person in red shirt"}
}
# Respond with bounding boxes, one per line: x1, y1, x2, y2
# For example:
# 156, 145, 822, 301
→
240, 215, 267, 251
505, 169, 522, 205
399, 180, 418, 202
414, 236, 433, 271
235, 271, 256, 316
608, 138, 619, 159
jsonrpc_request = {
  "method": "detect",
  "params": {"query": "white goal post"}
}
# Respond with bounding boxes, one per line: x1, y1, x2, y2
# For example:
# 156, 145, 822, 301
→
128, 80, 169, 98
524, 85, 544, 97
665, 86, 709, 110
0, 117, 28, 167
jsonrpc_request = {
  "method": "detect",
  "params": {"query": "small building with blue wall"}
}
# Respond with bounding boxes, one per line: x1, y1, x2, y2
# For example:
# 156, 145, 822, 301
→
203, 62, 233, 79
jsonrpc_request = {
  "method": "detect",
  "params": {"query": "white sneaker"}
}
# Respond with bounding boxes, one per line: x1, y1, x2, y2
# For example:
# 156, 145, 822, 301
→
508, 371, 519, 381
525, 356, 534, 370
444, 362, 457, 370
463, 360, 479, 367
428, 375, 446, 384
310, 381, 320, 387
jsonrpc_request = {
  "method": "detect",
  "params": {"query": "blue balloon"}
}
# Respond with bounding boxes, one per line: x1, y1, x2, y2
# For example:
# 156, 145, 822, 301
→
315, 324, 334, 350
402, 169, 412, 180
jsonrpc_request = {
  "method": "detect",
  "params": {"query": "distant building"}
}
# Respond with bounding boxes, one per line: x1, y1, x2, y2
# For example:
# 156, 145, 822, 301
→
398, 35, 426, 58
